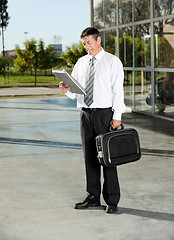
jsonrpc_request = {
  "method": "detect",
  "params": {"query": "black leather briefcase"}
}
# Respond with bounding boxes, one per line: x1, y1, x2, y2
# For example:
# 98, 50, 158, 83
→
95, 124, 141, 167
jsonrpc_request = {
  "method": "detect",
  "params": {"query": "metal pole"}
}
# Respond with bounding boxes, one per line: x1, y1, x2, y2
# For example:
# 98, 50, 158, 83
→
24, 32, 28, 41
90, 0, 94, 26
150, 0, 155, 115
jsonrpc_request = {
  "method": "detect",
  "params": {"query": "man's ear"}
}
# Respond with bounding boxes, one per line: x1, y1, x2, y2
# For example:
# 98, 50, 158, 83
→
97, 36, 102, 44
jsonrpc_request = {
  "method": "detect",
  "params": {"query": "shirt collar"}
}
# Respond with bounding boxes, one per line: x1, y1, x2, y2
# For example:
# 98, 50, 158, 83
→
88, 48, 105, 62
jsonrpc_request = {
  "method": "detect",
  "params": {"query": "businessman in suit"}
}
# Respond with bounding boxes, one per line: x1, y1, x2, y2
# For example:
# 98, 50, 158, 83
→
60, 27, 126, 214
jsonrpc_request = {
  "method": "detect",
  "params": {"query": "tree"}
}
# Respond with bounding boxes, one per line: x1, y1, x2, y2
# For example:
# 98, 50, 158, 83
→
38, 40, 60, 73
13, 47, 29, 74
14, 39, 61, 85
0, 0, 10, 56
94, 0, 117, 29
119, 34, 133, 67
0, 55, 8, 71
15, 39, 39, 85
62, 42, 86, 67
14, 39, 41, 86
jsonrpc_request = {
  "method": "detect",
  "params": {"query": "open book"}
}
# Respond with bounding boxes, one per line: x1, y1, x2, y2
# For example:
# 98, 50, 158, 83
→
52, 69, 86, 95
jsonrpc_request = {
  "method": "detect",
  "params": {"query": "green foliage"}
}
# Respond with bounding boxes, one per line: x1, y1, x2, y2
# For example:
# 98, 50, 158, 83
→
14, 39, 37, 73
134, 37, 146, 66
0, 0, 10, 56
38, 40, 59, 71
0, 0, 9, 28
156, 37, 174, 67
61, 42, 86, 66
14, 39, 61, 85
0, 55, 9, 71
119, 34, 133, 67
105, 34, 116, 55
0, 55, 13, 80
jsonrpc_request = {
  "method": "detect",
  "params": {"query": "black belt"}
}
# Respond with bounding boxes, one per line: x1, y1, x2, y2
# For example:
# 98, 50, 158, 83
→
82, 107, 112, 112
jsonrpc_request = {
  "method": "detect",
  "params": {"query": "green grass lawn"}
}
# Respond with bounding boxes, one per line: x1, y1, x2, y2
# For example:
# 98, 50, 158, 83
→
0, 73, 59, 87
1, 70, 151, 88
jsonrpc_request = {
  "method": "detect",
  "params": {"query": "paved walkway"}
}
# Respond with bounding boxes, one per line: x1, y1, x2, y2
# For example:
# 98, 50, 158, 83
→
0, 86, 61, 97
0, 88, 174, 240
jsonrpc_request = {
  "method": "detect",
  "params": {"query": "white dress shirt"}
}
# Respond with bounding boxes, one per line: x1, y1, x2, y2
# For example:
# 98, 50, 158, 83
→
66, 48, 127, 120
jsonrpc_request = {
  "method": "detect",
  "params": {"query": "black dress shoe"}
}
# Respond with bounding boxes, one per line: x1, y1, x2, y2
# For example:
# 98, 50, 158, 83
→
106, 205, 118, 214
74, 194, 105, 210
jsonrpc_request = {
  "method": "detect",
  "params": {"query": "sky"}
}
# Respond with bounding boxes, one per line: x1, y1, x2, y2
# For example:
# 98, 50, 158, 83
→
2, 0, 90, 52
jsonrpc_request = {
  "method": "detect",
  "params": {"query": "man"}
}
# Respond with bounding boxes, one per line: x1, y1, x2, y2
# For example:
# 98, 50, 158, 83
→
59, 27, 126, 214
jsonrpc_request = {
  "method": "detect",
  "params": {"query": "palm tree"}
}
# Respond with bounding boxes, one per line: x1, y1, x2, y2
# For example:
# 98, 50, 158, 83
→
0, 0, 10, 56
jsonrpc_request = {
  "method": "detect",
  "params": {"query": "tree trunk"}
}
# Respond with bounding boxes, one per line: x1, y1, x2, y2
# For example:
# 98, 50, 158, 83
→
34, 69, 37, 86
1, 26, 5, 57
1, 26, 6, 79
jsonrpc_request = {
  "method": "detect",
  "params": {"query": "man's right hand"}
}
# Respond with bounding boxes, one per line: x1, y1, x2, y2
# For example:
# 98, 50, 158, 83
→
59, 81, 70, 93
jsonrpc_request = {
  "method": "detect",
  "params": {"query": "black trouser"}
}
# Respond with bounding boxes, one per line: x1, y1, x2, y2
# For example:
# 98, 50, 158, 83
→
80, 107, 120, 205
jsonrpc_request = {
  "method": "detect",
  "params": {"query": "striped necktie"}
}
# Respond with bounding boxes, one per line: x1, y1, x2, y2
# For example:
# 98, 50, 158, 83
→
84, 57, 96, 107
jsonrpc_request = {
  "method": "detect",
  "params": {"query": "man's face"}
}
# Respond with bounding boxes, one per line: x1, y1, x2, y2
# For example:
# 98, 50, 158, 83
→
81, 35, 102, 56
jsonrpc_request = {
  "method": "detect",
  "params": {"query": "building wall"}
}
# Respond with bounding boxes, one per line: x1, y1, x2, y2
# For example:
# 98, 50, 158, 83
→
91, 0, 174, 120
50, 44, 63, 56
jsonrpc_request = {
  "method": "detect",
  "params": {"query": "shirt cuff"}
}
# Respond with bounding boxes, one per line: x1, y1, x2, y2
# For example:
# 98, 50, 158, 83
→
65, 90, 76, 99
113, 111, 122, 120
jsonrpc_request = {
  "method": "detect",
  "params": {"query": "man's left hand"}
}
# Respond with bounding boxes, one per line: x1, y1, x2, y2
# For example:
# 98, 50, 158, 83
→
110, 119, 121, 129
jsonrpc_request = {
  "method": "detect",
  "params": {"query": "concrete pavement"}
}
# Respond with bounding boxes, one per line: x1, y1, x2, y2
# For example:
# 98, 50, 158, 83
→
0, 88, 174, 240
0, 86, 61, 97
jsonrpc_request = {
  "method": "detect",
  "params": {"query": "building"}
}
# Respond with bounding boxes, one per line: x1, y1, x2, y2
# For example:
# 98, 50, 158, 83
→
90, 0, 174, 121
0, 50, 17, 67
0, 50, 16, 58
1, 44, 63, 58
50, 44, 63, 56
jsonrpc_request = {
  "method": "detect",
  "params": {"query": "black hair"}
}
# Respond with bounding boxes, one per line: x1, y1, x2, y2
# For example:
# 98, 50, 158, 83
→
80, 27, 100, 40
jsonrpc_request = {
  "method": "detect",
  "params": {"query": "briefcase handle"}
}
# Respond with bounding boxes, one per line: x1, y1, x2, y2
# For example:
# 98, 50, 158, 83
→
110, 123, 124, 132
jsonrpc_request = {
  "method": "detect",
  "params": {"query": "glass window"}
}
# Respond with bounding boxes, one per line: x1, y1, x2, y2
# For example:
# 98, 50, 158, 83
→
154, 0, 174, 18
118, 0, 132, 25
134, 23, 151, 67
105, 30, 117, 55
93, 0, 104, 28
134, 0, 150, 21
119, 27, 133, 67
154, 20, 174, 68
124, 71, 134, 109
104, 0, 116, 27
100, 31, 105, 49
134, 71, 152, 113
154, 71, 174, 118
